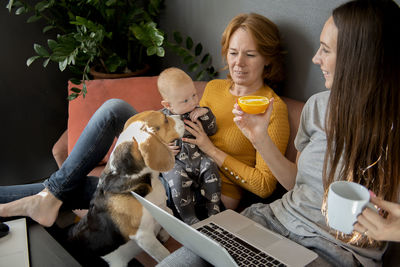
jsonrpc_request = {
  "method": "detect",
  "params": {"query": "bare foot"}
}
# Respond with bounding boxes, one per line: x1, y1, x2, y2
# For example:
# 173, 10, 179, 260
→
0, 188, 62, 227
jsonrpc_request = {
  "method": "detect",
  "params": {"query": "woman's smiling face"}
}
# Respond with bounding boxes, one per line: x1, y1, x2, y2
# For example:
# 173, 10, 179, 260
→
312, 16, 338, 90
227, 27, 268, 90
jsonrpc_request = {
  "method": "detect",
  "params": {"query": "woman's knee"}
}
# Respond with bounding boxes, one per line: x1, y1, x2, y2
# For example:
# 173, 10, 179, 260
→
95, 99, 137, 123
101, 99, 135, 114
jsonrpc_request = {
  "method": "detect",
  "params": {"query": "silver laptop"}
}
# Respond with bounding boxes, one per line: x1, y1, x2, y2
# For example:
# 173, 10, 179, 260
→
131, 191, 318, 267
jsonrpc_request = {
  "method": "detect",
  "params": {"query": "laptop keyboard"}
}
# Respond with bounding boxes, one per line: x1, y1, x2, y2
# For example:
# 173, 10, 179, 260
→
197, 222, 287, 267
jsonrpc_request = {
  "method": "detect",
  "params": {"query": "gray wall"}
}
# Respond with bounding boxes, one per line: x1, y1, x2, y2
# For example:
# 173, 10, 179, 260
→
160, 0, 399, 101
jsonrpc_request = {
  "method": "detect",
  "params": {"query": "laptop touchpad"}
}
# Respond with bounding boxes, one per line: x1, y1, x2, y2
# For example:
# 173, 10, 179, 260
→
237, 224, 282, 249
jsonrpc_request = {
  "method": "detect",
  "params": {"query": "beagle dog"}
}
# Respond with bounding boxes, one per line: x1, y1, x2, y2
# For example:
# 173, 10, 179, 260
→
68, 110, 185, 266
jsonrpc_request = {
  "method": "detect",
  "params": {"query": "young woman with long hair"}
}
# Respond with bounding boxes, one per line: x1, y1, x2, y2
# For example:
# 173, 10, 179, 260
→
322, 0, 400, 247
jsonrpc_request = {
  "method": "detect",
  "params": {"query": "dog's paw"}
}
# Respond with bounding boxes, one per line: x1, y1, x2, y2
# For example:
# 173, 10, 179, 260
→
157, 228, 170, 243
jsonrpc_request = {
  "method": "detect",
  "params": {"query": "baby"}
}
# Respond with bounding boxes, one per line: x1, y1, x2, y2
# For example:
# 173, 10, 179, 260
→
158, 67, 221, 225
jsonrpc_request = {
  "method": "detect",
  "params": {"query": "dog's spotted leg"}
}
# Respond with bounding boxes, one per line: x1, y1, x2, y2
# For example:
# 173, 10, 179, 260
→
157, 207, 173, 243
130, 230, 171, 263
102, 239, 142, 267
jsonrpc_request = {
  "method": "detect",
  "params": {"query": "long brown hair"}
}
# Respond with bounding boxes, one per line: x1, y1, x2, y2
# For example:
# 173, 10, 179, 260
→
323, 0, 400, 246
221, 13, 285, 90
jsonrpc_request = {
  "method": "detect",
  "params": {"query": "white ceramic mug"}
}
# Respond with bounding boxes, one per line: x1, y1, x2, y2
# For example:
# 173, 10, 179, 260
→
326, 181, 377, 234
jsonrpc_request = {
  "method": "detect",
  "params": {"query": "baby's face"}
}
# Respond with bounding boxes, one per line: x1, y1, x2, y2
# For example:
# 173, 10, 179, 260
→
165, 81, 199, 115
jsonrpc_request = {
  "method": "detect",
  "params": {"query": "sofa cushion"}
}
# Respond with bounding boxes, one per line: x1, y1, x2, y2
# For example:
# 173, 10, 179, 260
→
67, 76, 162, 163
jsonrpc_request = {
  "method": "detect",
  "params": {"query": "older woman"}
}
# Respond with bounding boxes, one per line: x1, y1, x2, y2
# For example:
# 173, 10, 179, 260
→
181, 13, 289, 210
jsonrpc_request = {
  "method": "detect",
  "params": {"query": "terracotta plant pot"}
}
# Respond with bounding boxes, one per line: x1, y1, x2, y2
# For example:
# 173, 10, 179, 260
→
89, 64, 150, 80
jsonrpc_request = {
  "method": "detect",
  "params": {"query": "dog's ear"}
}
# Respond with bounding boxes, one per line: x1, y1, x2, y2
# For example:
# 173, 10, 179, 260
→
138, 133, 175, 172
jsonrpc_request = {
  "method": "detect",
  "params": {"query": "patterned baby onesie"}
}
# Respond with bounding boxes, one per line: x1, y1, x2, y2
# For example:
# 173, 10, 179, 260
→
162, 107, 221, 225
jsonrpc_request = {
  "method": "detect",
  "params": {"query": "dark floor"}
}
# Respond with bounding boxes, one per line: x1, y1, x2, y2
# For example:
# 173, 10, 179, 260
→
45, 220, 144, 267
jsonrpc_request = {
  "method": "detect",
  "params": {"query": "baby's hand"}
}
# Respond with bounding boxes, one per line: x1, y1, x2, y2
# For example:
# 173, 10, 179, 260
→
189, 107, 208, 121
168, 141, 180, 156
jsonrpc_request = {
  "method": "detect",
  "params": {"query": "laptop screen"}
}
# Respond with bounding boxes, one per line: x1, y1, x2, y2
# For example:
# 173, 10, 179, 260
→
131, 191, 238, 266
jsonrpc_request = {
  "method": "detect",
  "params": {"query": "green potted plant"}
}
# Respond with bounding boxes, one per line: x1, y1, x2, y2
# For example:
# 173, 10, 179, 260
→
7, 0, 165, 100
6, 0, 218, 100
166, 31, 218, 81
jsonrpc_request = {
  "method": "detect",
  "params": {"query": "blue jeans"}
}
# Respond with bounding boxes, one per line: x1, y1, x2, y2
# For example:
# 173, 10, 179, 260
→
0, 99, 137, 209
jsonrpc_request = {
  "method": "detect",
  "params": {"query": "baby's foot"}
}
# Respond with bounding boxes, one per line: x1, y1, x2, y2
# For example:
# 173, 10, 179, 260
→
0, 188, 62, 227
207, 204, 220, 217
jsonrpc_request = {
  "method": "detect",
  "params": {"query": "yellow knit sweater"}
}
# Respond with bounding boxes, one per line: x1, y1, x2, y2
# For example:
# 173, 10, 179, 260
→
200, 79, 290, 200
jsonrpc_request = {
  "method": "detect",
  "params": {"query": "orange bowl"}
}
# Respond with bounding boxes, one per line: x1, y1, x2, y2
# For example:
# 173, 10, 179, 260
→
238, 96, 270, 114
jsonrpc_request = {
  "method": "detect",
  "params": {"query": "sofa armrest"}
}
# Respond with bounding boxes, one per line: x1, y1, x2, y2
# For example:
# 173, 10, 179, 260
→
52, 130, 68, 169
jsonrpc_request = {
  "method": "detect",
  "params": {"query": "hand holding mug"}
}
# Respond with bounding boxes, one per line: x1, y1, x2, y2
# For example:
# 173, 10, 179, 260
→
354, 196, 400, 242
